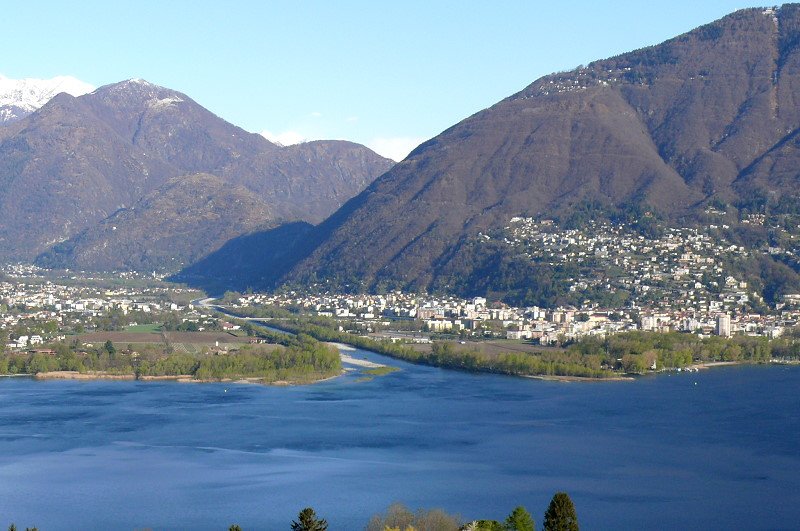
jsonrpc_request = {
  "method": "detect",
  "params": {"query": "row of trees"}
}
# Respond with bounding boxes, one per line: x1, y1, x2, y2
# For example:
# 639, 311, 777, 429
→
228, 493, 577, 531
0, 340, 138, 376
0, 332, 341, 383
463, 493, 577, 531
568, 330, 800, 371
234, 314, 618, 379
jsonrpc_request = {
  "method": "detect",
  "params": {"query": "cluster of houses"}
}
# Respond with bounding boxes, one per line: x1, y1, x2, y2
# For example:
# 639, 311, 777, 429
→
529, 65, 640, 98
0, 266, 190, 350
227, 217, 800, 344
501, 218, 771, 312
231, 289, 799, 344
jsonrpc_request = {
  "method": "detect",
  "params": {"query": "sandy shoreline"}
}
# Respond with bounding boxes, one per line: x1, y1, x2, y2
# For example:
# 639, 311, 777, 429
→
31, 370, 344, 386
684, 361, 741, 371
339, 353, 386, 368
14, 359, 787, 385
524, 374, 635, 382
35, 371, 136, 381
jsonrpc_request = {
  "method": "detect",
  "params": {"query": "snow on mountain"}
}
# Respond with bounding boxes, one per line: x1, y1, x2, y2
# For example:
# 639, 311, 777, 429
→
0, 74, 94, 124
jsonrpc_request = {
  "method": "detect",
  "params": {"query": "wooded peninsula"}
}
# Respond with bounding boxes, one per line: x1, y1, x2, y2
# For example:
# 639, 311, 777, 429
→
0, 328, 341, 385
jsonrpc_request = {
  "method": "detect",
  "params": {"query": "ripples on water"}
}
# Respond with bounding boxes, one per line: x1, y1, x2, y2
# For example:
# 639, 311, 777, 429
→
0, 355, 798, 530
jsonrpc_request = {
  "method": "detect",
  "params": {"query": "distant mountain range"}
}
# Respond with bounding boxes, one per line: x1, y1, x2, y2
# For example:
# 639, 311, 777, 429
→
178, 5, 800, 302
0, 78, 393, 269
0, 74, 94, 124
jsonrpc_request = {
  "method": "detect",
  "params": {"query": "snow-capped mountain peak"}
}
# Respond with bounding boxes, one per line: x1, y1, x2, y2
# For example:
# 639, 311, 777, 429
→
0, 74, 94, 124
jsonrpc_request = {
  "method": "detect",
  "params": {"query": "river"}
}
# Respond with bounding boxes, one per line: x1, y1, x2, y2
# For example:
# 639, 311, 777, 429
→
0, 348, 798, 530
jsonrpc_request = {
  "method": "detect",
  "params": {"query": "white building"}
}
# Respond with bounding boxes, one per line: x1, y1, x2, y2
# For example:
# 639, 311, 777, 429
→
716, 314, 731, 337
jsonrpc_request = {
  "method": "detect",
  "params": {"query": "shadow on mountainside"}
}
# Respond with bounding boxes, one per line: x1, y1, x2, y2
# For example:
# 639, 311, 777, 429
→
169, 221, 314, 295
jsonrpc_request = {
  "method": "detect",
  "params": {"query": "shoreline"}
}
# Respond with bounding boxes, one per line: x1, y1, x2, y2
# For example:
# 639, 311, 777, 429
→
7, 359, 795, 385
524, 374, 635, 382
35, 371, 135, 381
522, 360, 754, 382
339, 352, 387, 368
684, 361, 741, 371
30, 370, 344, 386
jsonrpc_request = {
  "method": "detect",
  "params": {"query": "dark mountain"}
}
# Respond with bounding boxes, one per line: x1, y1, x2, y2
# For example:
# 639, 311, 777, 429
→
185, 5, 800, 300
0, 79, 393, 265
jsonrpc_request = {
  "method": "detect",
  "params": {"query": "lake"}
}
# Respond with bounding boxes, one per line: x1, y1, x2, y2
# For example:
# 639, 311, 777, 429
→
1, 350, 799, 530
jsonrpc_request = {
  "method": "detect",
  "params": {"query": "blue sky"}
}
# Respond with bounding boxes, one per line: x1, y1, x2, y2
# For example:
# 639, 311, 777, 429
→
2, 1, 764, 160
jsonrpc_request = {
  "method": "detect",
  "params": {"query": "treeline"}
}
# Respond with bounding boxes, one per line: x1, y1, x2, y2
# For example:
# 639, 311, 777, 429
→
568, 330, 800, 372
231, 313, 616, 379
428, 342, 612, 379
0, 334, 341, 383
7, 494, 579, 531
0, 341, 138, 376
138, 339, 340, 383
226, 491, 578, 530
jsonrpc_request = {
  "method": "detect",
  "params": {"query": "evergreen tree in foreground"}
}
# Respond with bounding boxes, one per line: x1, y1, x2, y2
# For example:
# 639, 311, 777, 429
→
291, 507, 328, 531
542, 492, 578, 531
505, 505, 535, 531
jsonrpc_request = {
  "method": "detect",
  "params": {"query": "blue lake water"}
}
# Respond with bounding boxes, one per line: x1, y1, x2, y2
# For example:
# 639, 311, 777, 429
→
1, 350, 799, 530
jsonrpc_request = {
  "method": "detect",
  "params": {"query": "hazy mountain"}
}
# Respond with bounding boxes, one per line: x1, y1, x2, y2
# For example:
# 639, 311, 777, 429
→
0, 78, 392, 264
184, 5, 800, 299
0, 74, 94, 124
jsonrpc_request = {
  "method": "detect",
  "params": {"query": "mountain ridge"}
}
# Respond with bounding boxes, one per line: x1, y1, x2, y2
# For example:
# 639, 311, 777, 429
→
0, 78, 393, 266
180, 4, 800, 304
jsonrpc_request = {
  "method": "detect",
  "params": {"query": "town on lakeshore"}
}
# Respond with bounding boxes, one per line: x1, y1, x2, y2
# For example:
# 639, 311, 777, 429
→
221, 216, 800, 347
2, 223, 799, 358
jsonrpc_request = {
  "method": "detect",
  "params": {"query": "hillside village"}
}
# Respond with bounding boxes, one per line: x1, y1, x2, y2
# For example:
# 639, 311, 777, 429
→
227, 217, 800, 343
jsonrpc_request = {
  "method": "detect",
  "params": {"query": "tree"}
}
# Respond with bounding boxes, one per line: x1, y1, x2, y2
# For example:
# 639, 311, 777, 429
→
543, 492, 578, 531
104, 340, 116, 358
366, 503, 461, 531
504, 506, 535, 531
366, 503, 414, 531
228, 525, 242, 531
291, 507, 328, 531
